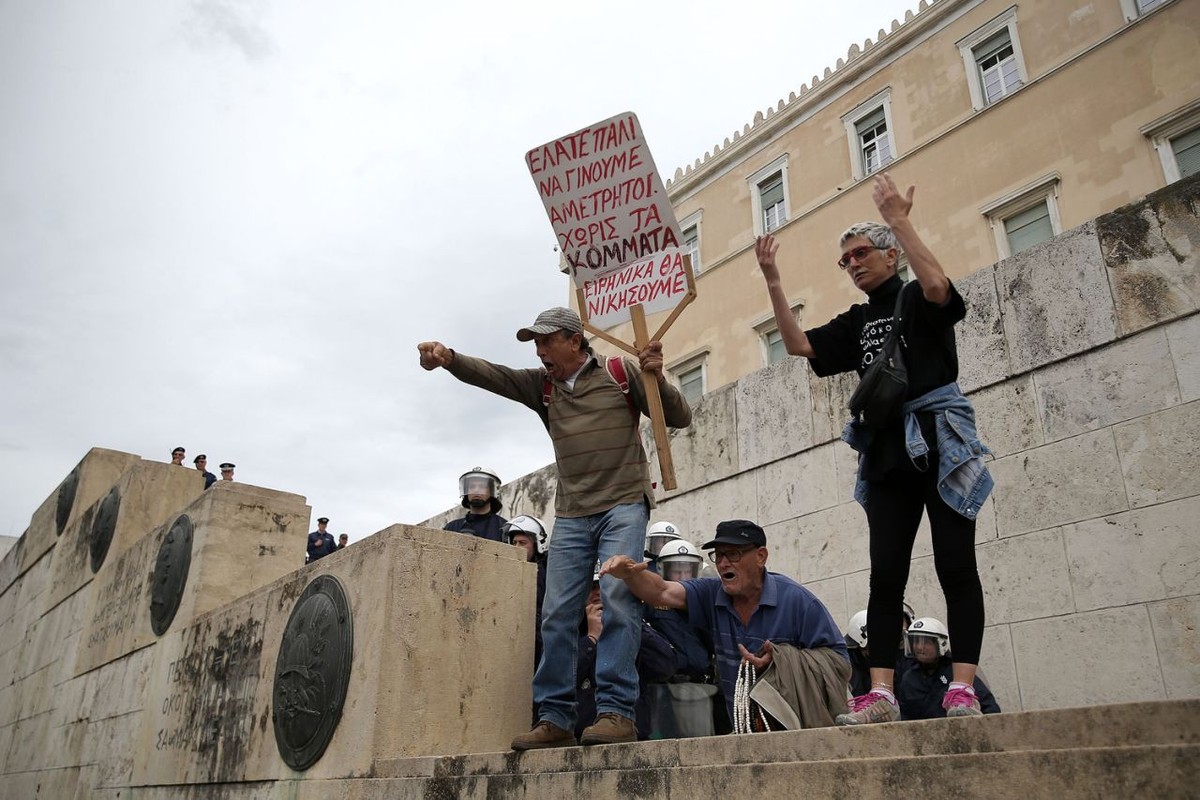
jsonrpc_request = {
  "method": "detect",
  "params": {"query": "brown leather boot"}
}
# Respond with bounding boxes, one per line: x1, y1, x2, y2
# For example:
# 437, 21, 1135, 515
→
510, 720, 577, 751
579, 712, 636, 745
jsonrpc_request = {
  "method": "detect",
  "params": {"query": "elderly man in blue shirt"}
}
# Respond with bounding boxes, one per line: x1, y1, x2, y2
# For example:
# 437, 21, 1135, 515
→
602, 519, 850, 729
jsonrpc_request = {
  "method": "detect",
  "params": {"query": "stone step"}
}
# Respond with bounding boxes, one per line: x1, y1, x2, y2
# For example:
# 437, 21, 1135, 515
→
187, 743, 1197, 800
373, 699, 1200, 780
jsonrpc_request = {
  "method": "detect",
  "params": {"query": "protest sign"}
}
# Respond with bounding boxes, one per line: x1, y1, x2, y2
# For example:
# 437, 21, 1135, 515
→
527, 112, 682, 285
526, 113, 694, 490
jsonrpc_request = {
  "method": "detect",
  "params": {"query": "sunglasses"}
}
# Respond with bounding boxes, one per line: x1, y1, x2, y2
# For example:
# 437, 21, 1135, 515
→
838, 245, 882, 269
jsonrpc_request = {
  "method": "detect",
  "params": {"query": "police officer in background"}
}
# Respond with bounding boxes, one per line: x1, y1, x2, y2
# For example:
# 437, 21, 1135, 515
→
444, 467, 507, 542
306, 517, 336, 563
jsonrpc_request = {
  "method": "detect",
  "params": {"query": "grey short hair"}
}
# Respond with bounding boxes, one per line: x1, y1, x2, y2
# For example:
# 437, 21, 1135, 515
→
840, 222, 901, 254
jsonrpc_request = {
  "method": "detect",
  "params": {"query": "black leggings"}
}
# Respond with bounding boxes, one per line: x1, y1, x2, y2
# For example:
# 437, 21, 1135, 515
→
864, 468, 984, 670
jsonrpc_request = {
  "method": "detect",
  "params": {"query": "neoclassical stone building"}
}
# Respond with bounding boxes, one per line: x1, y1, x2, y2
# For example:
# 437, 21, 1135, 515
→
578, 0, 1199, 404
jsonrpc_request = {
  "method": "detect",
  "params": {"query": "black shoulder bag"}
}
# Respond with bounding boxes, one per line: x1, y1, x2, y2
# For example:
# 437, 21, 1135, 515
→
848, 284, 909, 428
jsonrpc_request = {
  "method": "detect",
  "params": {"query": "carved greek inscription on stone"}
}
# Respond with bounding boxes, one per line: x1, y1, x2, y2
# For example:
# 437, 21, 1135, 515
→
84, 541, 149, 654
56, 465, 80, 536
89, 486, 121, 573
272, 575, 353, 771
154, 617, 264, 782
150, 515, 194, 636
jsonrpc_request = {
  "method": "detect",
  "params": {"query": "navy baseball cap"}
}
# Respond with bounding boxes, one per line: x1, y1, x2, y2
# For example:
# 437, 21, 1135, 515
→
701, 519, 767, 549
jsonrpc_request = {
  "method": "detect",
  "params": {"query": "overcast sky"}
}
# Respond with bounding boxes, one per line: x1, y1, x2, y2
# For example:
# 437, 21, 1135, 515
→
0, 0, 921, 540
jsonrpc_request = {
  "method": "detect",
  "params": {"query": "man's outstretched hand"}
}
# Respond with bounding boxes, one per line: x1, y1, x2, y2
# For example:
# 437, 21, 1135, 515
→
418, 341, 454, 370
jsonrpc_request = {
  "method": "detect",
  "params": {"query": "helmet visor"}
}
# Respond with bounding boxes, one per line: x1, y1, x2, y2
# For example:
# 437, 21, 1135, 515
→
659, 557, 701, 581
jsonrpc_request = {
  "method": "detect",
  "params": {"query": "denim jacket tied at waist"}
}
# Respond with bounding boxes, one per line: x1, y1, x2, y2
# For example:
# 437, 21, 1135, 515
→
842, 382, 994, 520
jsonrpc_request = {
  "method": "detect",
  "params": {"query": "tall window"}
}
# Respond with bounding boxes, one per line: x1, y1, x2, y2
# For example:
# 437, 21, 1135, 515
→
678, 365, 704, 406
1137, 0, 1167, 10
856, 107, 893, 175
683, 225, 701, 274
764, 329, 787, 366
1120, 0, 1174, 20
1142, 101, 1200, 184
759, 173, 786, 233
981, 175, 1062, 260
1170, 127, 1200, 179
749, 156, 790, 236
975, 29, 1021, 105
1003, 201, 1054, 256
958, 9, 1028, 111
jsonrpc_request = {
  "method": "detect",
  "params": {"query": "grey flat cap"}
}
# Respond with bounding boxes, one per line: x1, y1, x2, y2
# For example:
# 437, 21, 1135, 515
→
516, 307, 584, 342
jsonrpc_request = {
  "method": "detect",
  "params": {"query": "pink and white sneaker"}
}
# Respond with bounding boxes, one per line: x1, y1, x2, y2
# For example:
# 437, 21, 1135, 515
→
943, 686, 982, 717
835, 690, 901, 725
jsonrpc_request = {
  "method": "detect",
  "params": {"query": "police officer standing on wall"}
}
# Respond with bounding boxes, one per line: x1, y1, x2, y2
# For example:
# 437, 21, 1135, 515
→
307, 517, 336, 563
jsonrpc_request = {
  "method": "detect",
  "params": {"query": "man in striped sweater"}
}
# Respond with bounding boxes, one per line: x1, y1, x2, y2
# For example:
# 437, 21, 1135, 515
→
418, 306, 691, 749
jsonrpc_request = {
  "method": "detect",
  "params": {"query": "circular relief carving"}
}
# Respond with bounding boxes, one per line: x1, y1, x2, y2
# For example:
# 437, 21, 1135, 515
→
56, 466, 80, 536
150, 514, 194, 635
89, 486, 122, 573
272, 574, 353, 771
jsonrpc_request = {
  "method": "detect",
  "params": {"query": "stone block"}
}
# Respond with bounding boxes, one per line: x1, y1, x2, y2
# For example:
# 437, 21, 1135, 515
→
1148, 595, 1200, 701
736, 356, 814, 470
130, 524, 535, 785
1114, 400, 1200, 508
832, 441, 859, 502
5, 710, 52, 772
968, 375, 1043, 458
956, 265, 1010, 392
1012, 606, 1164, 709
791, 501, 869, 583
645, 381, 739, 502
976, 529, 1074, 625
803, 575, 847, 632
754, 444, 839, 527
996, 221, 1118, 375
1033, 328, 1179, 441
497, 463, 557, 524
676, 471, 757, 539
0, 719, 12, 773
46, 459, 206, 611
75, 482, 310, 676
82, 647, 155, 721
3, 768, 82, 800
1063, 497, 1200, 611
17, 449, 142, 578
81, 711, 141, 789
809, 370, 857, 446
978, 623, 1020, 712
990, 429, 1127, 538
1166, 313, 1200, 403
896, 555, 948, 625
1097, 174, 1200, 336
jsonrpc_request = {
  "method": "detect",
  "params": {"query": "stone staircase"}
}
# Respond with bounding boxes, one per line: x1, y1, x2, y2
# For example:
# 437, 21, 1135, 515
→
349, 700, 1198, 800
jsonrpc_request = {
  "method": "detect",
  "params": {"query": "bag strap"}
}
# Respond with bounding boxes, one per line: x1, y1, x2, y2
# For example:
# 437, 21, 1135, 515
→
884, 281, 909, 351
541, 356, 638, 418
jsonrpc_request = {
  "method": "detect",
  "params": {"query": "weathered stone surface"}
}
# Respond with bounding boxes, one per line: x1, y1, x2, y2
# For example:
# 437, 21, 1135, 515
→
1098, 173, 1200, 335
895, 555, 948, 625
1148, 595, 1200, 701
802, 575, 846, 630
989, 429, 1127, 538
968, 375, 1043, 458
75, 482, 309, 676
735, 355, 813, 470
1034, 328, 1179, 441
675, 470, 757, 540
976, 529, 1074, 625
131, 525, 535, 785
754, 443, 839, 527
791, 501, 869, 583
1012, 606, 1164, 709
17, 449, 141, 578
956, 264, 1010, 392
646, 381, 738, 501
1114, 400, 1200, 508
978, 623, 1019, 712
809, 370, 856, 446
1166, 312, 1200, 403
1063, 497, 1200, 611
497, 463, 557, 524
46, 459, 205, 612
831, 440, 859, 502
996, 221, 1118, 375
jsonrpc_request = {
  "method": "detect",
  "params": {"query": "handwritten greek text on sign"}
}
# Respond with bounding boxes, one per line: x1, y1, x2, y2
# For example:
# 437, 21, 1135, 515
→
528, 112, 681, 287
582, 249, 690, 328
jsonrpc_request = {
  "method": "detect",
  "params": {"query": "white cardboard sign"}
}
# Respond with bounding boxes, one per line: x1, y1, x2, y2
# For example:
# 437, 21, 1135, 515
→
580, 248, 692, 328
527, 111, 682, 287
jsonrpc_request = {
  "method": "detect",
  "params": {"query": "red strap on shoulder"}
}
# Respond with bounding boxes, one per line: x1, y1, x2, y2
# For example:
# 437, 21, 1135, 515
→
542, 375, 552, 407
606, 356, 637, 418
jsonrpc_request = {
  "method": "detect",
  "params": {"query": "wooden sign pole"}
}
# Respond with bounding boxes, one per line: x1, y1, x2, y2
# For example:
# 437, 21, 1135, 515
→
572, 255, 698, 492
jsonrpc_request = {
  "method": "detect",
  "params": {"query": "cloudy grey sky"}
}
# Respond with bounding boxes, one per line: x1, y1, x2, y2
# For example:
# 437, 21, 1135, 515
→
0, 0, 920, 540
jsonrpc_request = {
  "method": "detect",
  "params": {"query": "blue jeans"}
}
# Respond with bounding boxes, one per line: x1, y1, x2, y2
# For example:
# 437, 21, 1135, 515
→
534, 501, 648, 731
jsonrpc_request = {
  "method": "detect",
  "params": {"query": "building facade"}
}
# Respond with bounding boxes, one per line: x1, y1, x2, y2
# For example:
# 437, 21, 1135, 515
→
578, 0, 1199, 404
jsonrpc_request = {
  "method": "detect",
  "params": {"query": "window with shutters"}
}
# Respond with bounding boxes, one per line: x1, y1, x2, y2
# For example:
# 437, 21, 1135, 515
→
751, 300, 804, 368
957, 8, 1028, 112
842, 89, 897, 181
1119, 0, 1174, 20
669, 351, 709, 407
1143, 101, 1200, 185
678, 210, 702, 275
748, 156, 790, 236
980, 175, 1062, 260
